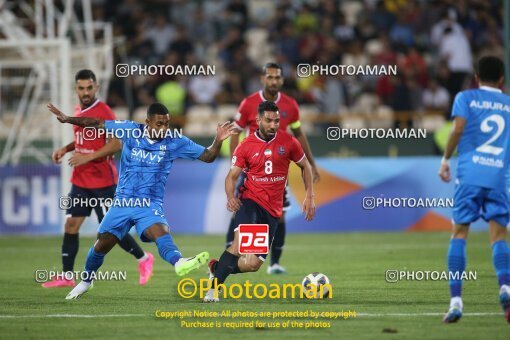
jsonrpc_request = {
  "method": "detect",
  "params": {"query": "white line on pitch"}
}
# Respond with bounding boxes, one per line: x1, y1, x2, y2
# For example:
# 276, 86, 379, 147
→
358, 312, 503, 317
0, 312, 504, 319
0, 314, 145, 318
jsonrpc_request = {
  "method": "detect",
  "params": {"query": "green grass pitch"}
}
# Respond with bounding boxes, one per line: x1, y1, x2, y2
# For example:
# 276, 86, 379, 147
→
0, 232, 509, 339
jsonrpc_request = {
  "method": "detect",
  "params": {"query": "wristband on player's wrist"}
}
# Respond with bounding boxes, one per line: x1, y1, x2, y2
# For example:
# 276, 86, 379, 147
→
441, 157, 450, 165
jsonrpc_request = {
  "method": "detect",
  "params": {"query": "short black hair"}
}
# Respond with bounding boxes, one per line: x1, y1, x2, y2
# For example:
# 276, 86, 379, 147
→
258, 101, 279, 116
147, 102, 169, 118
477, 56, 505, 83
75, 69, 96, 82
262, 62, 282, 75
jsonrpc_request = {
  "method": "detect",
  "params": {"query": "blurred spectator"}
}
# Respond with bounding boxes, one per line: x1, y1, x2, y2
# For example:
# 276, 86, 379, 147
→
430, 9, 463, 47
169, 25, 194, 63
389, 12, 415, 47
477, 33, 504, 61
370, 0, 396, 32
144, 14, 175, 57
390, 75, 423, 128
422, 79, 450, 112
435, 59, 451, 90
342, 41, 368, 67
399, 47, 428, 87
202, 0, 229, 40
230, 47, 257, 91
182, 8, 215, 50
311, 75, 349, 115
217, 26, 244, 66
135, 74, 158, 107
188, 75, 221, 107
169, 0, 198, 27
373, 34, 398, 66
407, 77, 424, 112
430, 9, 463, 46
438, 26, 473, 98
155, 77, 187, 119
298, 29, 324, 63
317, 0, 340, 19
99, 0, 503, 132
376, 75, 395, 106
217, 73, 245, 104
334, 14, 357, 43
274, 23, 300, 65
293, 4, 319, 33
390, 76, 413, 111
226, 0, 249, 32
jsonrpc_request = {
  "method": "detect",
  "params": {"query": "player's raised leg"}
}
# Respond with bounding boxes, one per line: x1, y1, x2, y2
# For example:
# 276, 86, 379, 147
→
142, 223, 208, 277
93, 193, 154, 285
65, 232, 118, 299
205, 199, 280, 302
205, 227, 266, 302
489, 220, 510, 323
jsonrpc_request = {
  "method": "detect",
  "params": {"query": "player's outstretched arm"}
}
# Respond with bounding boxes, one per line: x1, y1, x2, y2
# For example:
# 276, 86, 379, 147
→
47, 103, 104, 129
69, 138, 122, 167
225, 165, 243, 212
292, 125, 320, 183
438, 116, 466, 182
295, 156, 316, 221
198, 122, 238, 163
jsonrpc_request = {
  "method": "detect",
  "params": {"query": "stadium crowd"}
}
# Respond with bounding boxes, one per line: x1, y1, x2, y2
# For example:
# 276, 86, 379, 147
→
93, 0, 504, 122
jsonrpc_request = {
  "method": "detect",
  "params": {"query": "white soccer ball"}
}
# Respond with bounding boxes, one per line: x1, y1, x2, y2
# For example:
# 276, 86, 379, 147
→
302, 272, 331, 299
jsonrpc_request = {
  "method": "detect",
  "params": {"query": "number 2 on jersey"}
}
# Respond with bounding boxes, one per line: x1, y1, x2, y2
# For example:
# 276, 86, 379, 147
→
476, 114, 505, 156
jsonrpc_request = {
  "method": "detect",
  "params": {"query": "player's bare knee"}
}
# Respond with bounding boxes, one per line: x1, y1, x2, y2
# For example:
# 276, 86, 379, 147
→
227, 244, 240, 256
144, 223, 170, 241
93, 241, 107, 253
94, 232, 118, 253
230, 232, 240, 255
245, 257, 262, 272
489, 222, 507, 243
451, 224, 469, 239
64, 218, 81, 234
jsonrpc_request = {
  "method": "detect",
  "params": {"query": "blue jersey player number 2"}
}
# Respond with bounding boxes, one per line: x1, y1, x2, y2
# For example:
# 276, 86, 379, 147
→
439, 56, 510, 324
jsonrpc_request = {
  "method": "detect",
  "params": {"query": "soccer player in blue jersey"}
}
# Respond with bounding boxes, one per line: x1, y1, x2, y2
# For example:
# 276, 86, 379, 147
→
439, 56, 510, 323
48, 102, 237, 299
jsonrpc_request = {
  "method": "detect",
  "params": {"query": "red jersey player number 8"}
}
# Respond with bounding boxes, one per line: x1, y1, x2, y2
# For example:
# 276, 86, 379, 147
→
265, 160, 272, 174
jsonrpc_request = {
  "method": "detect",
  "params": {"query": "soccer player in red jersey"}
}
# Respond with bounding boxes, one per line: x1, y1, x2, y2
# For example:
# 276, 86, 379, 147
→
204, 101, 315, 302
42, 70, 154, 288
226, 62, 319, 275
